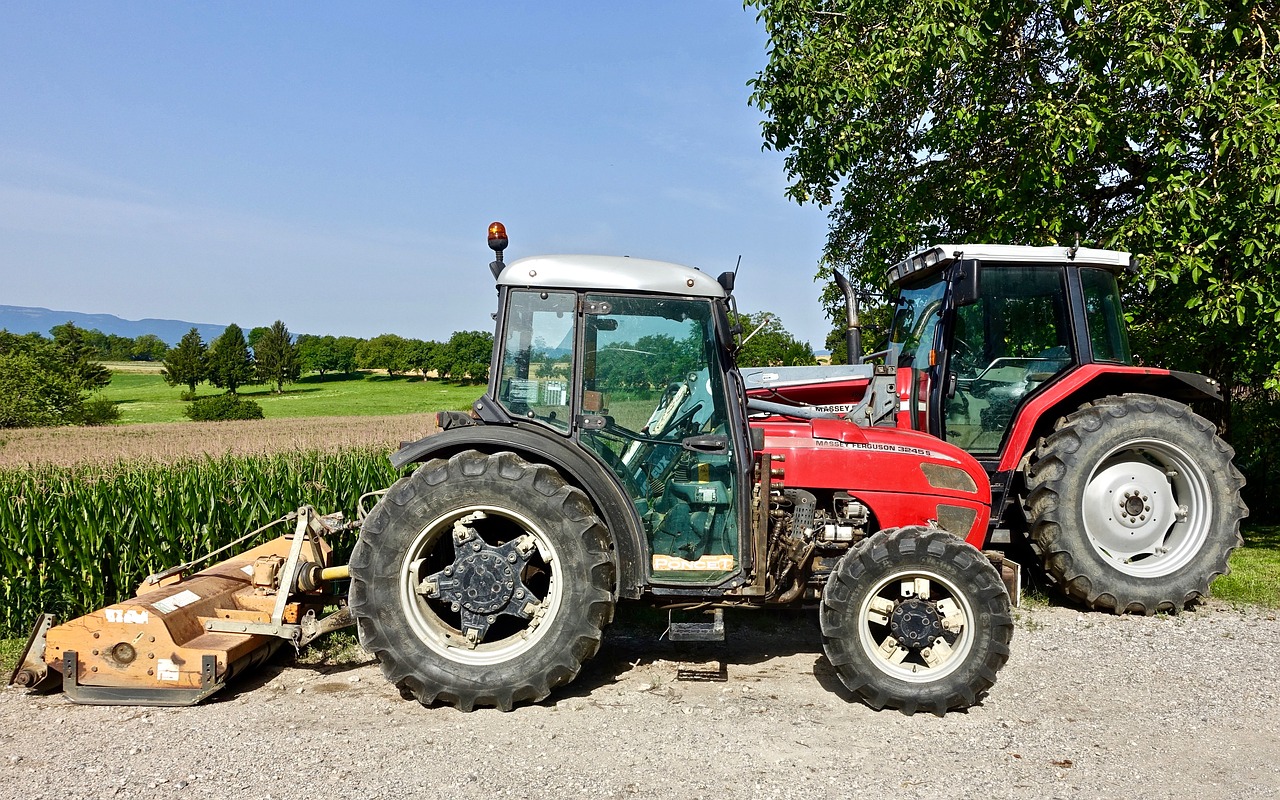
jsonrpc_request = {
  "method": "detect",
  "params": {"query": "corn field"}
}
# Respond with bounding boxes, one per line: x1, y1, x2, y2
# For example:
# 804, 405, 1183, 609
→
0, 448, 403, 640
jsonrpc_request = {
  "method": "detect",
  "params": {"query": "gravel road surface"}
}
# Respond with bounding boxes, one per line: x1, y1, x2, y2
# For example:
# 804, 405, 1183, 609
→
3, 601, 1277, 800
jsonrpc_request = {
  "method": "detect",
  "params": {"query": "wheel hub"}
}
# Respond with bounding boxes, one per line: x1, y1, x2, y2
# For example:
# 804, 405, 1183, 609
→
1082, 460, 1173, 556
418, 513, 539, 645
889, 598, 943, 650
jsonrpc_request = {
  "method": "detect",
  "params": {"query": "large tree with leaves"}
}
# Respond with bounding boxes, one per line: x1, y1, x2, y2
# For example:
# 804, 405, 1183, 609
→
162, 327, 208, 395
254, 320, 301, 394
0, 331, 118, 427
748, 0, 1279, 398
730, 311, 818, 367
50, 322, 111, 390
208, 323, 256, 394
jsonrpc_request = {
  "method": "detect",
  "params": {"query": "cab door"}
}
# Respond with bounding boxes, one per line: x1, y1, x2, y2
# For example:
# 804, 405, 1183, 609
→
575, 294, 743, 585
941, 265, 1074, 455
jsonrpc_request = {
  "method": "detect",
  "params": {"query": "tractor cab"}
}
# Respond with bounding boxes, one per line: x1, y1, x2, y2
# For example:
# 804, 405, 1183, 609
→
886, 245, 1133, 461
489, 252, 751, 589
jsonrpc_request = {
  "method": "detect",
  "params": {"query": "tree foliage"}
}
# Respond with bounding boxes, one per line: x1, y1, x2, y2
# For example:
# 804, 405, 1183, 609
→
208, 323, 256, 394
162, 327, 209, 395
253, 320, 301, 393
435, 330, 494, 383
50, 322, 111, 390
748, 0, 1280, 394
358, 334, 413, 376
730, 311, 818, 366
0, 331, 118, 427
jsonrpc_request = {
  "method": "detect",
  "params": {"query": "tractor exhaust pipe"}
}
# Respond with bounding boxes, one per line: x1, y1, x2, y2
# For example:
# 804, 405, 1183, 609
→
832, 269, 861, 365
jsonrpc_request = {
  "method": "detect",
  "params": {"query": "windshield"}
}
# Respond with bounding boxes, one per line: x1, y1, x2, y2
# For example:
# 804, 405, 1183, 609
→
889, 276, 946, 367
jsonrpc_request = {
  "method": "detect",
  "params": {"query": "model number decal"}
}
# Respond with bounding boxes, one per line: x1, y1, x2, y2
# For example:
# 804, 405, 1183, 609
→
814, 438, 955, 462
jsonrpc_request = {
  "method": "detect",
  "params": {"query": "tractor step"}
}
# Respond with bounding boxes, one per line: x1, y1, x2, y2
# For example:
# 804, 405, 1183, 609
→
668, 608, 725, 642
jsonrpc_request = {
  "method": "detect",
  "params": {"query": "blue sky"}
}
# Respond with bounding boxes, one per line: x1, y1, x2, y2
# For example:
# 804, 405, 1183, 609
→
0, 3, 833, 348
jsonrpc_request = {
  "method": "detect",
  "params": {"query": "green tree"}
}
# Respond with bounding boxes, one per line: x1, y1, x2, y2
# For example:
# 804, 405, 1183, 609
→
0, 331, 118, 427
406, 339, 441, 378
748, 0, 1280, 401
103, 334, 135, 361
254, 320, 302, 393
358, 334, 412, 376
247, 326, 271, 353
162, 328, 209, 396
50, 322, 110, 390
730, 311, 817, 367
297, 334, 339, 377
334, 336, 361, 375
208, 323, 256, 394
131, 333, 168, 362
435, 330, 494, 383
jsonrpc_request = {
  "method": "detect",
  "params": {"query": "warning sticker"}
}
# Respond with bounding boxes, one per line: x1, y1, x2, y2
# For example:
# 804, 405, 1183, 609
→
157, 659, 181, 682
152, 589, 201, 615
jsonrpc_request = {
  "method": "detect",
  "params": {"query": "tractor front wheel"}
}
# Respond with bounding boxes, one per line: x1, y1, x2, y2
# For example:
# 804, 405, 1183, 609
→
1027, 394, 1246, 614
820, 526, 1013, 715
348, 450, 616, 711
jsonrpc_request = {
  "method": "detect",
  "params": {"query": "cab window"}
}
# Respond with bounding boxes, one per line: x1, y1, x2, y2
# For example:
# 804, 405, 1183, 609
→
496, 290, 575, 432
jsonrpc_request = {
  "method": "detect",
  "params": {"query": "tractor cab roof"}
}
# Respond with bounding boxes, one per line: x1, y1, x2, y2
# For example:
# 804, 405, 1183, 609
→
496, 254, 727, 299
888, 244, 1133, 286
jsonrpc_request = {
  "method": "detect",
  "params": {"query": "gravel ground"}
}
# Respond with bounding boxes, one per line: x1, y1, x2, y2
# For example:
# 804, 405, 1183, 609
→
2, 601, 1277, 800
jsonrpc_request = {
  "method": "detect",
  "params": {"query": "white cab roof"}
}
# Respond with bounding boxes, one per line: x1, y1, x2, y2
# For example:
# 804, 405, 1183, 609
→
927, 244, 1131, 267
889, 243, 1132, 285
496, 254, 727, 298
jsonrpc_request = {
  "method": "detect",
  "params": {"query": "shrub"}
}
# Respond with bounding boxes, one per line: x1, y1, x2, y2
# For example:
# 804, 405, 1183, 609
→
79, 396, 121, 426
185, 394, 265, 422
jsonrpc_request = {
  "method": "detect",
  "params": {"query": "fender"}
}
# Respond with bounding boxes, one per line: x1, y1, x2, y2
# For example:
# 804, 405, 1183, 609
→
390, 420, 649, 598
996, 365, 1224, 472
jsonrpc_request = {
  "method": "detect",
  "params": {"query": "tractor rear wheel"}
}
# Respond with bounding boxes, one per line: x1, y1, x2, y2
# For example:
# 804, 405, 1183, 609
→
820, 526, 1013, 715
348, 450, 616, 711
1026, 394, 1246, 614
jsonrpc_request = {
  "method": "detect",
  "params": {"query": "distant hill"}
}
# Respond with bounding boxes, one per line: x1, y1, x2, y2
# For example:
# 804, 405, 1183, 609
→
0, 305, 226, 347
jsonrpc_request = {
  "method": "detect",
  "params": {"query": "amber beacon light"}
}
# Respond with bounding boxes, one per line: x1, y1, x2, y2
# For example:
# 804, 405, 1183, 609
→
487, 221, 509, 278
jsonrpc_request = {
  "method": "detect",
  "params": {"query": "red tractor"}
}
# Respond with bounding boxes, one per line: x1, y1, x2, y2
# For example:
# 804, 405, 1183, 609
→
345, 225, 1015, 714
743, 244, 1246, 614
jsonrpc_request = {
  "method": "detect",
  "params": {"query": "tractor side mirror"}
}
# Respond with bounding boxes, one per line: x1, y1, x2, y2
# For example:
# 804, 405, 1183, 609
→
952, 260, 981, 307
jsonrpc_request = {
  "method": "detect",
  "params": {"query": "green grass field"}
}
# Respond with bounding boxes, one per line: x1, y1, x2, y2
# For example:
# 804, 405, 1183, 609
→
1212, 526, 1280, 608
102, 371, 481, 423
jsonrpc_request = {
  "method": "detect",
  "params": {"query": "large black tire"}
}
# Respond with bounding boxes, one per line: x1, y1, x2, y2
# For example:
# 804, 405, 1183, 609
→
1026, 394, 1246, 614
348, 450, 616, 711
820, 526, 1013, 716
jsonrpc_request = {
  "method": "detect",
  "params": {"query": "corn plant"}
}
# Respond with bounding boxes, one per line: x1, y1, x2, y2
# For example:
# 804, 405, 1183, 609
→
0, 448, 402, 639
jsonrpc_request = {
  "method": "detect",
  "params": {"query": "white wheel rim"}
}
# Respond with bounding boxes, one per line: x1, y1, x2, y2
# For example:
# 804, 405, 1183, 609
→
856, 567, 975, 683
1081, 438, 1212, 577
399, 505, 564, 667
